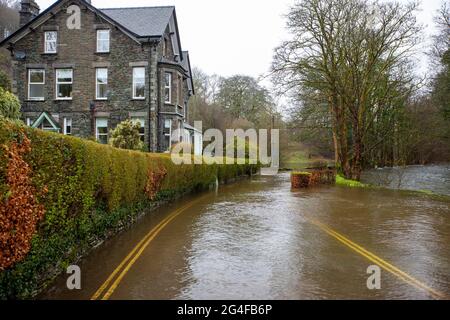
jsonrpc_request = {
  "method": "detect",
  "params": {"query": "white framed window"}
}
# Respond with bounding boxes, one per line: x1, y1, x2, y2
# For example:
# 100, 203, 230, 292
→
96, 68, 108, 100
28, 69, 45, 101
164, 72, 172, 103
131, 118, 145, 142
97, 29, 110, 53
44, 31, 57, 54
56, 69, 73, 100
96, 118, 108, 144
163, 119, 172, 151
26, 118, 32, 126
132, 67, 145, 99
63, 118, 72, 135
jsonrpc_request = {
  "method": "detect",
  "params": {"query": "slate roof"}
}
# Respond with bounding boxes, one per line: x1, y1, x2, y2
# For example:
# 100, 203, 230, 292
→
100, 6, 175, 37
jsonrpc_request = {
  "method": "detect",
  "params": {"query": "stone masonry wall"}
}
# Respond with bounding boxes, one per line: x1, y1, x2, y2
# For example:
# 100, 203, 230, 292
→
11, 0, 153, 143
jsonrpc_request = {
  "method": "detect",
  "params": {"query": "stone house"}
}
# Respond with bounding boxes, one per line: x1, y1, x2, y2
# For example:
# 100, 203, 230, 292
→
0, 0, 195, 152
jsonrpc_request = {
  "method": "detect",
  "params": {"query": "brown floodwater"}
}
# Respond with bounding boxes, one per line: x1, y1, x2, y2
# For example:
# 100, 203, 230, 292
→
42, 169, 450, 300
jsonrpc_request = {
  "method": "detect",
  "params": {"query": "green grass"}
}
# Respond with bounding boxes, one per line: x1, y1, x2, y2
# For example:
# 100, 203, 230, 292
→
336, 174, 369, 188
336, 175, 450, 203
281, 149, 332, 170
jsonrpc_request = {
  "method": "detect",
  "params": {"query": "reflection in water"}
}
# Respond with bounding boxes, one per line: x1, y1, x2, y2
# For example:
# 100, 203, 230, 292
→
362, 164, 450, 196
42, 168, 450, 300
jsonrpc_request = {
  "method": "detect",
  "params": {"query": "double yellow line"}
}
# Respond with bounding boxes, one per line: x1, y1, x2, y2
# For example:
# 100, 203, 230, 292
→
91, 191, 447, 300
91, 195, 208, 300
309, 218, 448, 300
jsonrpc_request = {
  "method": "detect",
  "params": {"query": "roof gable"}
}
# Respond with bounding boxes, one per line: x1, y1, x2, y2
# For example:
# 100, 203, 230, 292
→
32, 112, 60, 131
0, 0, 146, 46
100, 6, 175, 38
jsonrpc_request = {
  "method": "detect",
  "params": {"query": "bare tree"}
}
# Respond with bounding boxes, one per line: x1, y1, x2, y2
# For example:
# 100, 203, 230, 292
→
0, 0, 19, 40
273, 0, 422, 180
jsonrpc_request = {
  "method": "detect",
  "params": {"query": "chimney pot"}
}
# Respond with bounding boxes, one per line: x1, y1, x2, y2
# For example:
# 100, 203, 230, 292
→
19, 0, 40, 27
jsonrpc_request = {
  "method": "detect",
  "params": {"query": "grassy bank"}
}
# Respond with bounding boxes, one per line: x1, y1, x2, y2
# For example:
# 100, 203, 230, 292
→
335, 173, 450, 203
0, 117, 258, 299
335, 174, 369, 188
280, 143, 332, 170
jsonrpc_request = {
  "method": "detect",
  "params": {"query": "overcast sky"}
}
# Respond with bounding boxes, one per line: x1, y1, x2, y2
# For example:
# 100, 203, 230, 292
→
34, 0, 444, 81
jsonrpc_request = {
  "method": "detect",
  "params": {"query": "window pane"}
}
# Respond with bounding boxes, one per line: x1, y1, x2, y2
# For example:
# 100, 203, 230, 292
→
96, 68, 108, 82
164, 135, 170, 151
30, 71, 44, 83
30, 84, 44, 98
165, 88, 170, 103
96, 68, 108, 98
97, 127, 108, 134
97, 84, 107, 98
133, 68, 145, 98
65, 118, 72, 135
133, 68, 145, 80
97, 40, 109, 52
97, 30, 110, 40
98, 135, 108, 144
165, 73, 171, 87
57, 69, 73, 82
96, 118, 108, 127
46, 32, 57, 41
134, 83, 145, 98
45, 32, 57, 53
57, 84, 72, 98
46, 41, 56, 53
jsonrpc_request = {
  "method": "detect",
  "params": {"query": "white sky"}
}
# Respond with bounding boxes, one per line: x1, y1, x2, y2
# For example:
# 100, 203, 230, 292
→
35, 0, 444, 81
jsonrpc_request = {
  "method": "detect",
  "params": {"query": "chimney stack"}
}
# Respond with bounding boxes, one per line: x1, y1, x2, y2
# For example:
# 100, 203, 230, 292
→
19, 0, 40, 27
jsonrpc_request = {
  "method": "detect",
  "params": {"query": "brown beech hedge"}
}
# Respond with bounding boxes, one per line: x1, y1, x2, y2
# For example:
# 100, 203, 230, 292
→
0, 117, 258, 299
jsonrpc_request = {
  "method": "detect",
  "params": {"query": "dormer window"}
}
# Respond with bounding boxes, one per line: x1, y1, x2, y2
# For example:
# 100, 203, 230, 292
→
97, 30, 110, 53
44, 31, 57, 54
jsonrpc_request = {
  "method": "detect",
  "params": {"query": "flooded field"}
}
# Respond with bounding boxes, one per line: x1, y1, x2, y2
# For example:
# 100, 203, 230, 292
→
362, 164, 450, 196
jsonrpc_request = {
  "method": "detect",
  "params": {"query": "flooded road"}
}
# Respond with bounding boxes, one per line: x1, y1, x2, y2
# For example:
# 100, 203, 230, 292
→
42, 172, 450, 300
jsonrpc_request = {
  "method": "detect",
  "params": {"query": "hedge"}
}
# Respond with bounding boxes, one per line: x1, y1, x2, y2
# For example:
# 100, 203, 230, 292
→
0, 117, 258, 299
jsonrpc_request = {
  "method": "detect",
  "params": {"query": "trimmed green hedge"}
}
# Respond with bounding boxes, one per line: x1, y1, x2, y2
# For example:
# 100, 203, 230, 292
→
0, 117, 258, 299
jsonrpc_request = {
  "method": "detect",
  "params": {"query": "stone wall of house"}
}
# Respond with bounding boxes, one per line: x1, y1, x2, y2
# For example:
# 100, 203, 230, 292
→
155, 26, 188, 152
11, 0, 153, 143
7, 0, 193, 153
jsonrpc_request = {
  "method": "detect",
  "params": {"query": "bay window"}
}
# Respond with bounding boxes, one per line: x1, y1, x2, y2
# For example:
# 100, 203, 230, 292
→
164, 72, 172, 103
163, 119, 172, 151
